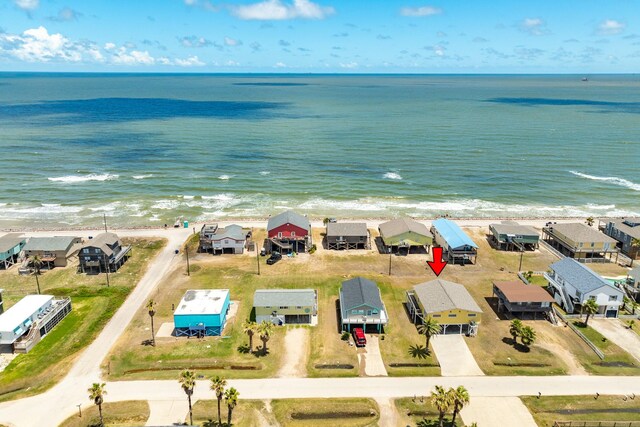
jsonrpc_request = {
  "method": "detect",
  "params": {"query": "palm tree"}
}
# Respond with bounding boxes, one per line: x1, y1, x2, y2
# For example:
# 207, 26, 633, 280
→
583, 299, 599, 326
210, 375, 227, 426
450, 385, 470, 426
88, 382, 107, 427
417, 316, 440, 353
519, 326, 537, 350
509, 319, 523, 346
585, 216, 595, 227
258, 321, 274, 354
179, 369, 196, 426
146, 299, 156, 346
31, 254, 43, 294
630, 237, 640, 262
242, 320, 256, 353
430, 385, 452, 427
224, 387, 240, 426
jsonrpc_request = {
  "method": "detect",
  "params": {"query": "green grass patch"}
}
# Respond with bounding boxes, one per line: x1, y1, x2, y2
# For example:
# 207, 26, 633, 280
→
271, 398, 379, 427
395, 397, 463, 427
522, 395, 640, 427
58, 400, 149, 427
191, 399, 266, 427
528, 275, 548, 286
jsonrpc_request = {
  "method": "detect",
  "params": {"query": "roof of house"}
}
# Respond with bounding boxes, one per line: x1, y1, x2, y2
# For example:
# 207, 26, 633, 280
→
630, 266, 640, 282
253, 289, 316, 307
0, 295, 53, 335
550, 258, 619, 294
211, 224, 246, 241
326, 222, 368, 237
82, 232, 119, 256
340, 277, 384, 310
548, 223, 616, 244
23, 236, 80, 253
412, 279, 482, 314
267, 210, 310, 232
607, 218, 640, 239
0, 233, 25, 253
489, 221, 539, 238
174, 289, 229, 316
493, 281, 554, 303
378, 218, 430, 238
431, 218, 478, 249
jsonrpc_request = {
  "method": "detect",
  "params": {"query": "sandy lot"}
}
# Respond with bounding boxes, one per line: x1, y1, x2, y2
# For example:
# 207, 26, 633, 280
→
591, 318, 640, 363
277, 327, 310, 378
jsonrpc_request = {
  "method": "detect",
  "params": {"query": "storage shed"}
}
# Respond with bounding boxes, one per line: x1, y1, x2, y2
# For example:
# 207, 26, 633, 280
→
173, 289, 231, 337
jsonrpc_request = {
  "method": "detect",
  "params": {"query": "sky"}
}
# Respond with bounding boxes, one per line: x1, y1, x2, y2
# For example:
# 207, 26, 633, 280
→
0, 0, 639, 73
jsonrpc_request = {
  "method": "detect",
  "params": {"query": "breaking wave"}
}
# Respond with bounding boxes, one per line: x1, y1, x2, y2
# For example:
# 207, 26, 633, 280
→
48, 173, 119, 183
570, 171, 640, 192
132, 174, 153, 180
383, 172, 403, 180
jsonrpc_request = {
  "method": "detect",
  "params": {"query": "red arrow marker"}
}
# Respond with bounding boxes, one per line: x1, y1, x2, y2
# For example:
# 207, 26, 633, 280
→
427, 247, 448, 276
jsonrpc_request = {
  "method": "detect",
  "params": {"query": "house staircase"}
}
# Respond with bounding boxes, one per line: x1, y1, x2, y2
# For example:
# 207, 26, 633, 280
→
544, 272, 575, 314
13, 323, 41, 354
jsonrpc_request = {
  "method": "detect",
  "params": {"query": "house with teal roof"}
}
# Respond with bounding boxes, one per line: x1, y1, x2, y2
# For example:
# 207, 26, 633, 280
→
431, 218, 478, 265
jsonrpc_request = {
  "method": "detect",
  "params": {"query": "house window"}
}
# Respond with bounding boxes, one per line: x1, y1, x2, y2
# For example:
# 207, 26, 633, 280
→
448, 313, 457, 318
291, 231, 295, 237
371, 310, 378, 315
588, 296, 596, 301
591, 243, 595, 247
225, 240, 229, 244
469, 313, 477, 317
279, 306, 289, 309
367, 310, 372, 316
432, 314, 441, 318
609, 295, 618, 301
83, 248, 89, 254
296, 306, 302, 309
277, 232, 283, 239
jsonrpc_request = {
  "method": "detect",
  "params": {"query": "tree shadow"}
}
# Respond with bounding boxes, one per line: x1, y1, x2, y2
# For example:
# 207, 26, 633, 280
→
253, 345, 270, 358
408, 344, 430, 359
141, 339, 154, 346
237, 344, 251, 354
500, 337, 531, 353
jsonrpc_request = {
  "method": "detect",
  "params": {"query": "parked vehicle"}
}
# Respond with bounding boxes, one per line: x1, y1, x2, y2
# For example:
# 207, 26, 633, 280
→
260, 248, 266, 257
352, 327, 366, 347
266, 251, 282, 265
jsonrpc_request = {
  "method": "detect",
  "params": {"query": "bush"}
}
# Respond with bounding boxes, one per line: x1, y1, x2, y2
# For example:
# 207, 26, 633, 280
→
309, 244, 317, 254
341, 331, 350, 341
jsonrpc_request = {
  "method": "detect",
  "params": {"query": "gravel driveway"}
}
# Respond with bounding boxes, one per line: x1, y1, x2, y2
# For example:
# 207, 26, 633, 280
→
590, 318, 640, 363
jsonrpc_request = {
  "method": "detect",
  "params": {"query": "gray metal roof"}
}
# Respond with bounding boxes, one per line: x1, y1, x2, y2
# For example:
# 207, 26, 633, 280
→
340, 277, 384, 310
267, 210, 310, 232
490, 222, 539, 237
378, 218, 430, 239
81, 232, 119, 256
0, 234, 25, 253
23, 236, 80, 252
413, 279, 482, 314
326, 222, 368, 237
607, 218, 640, 239
549, 223, 615, 244
211, 224, 246, 241
630, 266, 640, 283
253, 289, 316, 307
550, 258, 616, 294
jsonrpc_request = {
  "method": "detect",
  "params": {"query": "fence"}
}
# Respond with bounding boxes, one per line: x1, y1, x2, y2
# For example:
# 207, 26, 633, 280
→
554, 422, 640, 427
554, 310, 605, 360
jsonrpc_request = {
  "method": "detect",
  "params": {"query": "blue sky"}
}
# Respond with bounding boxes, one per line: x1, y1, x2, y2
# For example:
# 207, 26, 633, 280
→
0, 0, 638, 72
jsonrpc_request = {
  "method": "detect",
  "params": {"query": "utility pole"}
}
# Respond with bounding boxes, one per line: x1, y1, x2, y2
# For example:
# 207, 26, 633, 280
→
103, 254, 110, 287
388, 247, 392, 276
185, 246, 190, 276
77, 404, 82, 418
256, 247, 261, 275
103, 213, 108, 233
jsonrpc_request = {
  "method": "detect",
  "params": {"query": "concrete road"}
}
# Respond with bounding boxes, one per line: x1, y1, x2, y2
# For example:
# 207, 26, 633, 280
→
461, 397, 537, 427
591, 318, 640, 363
431, 335, 484, 376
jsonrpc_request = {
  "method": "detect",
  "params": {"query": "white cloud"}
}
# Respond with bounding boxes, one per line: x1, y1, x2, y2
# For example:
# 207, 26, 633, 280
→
231, 0, 334, 20
225, 60, 240, 66
598, 19, 625, 36
13, 0, 39, 11
520, 17, 549, 36
178, 36, 212, 48
400, 6, 441, 17
175, 55, 205, 66
0, 26, 83, 62
111, 47, 155, 65
339, 61, 358, 69
224, 37, 241, 46
50, 7, 82, 22
274, 61, 287, 68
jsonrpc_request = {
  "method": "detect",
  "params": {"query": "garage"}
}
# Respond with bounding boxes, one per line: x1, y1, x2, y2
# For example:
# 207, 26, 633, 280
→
285, 314, 311, 324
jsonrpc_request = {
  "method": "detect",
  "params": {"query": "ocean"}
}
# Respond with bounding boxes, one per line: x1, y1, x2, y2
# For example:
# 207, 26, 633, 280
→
0, 73, 639, 229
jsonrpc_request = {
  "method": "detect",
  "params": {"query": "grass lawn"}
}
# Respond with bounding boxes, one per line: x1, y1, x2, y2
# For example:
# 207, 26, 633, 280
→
395, 397, 463, 427
271, 398, 379, 427
191, 399, 266, 427
0, 238, 166, 402
522, 395, 640, 427
58, 400, 149, 427
570, 321, 640, 375
527, 275, 549, 286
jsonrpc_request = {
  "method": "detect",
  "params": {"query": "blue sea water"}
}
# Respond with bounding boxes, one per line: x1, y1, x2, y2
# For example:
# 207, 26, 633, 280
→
0, 73, 639, 228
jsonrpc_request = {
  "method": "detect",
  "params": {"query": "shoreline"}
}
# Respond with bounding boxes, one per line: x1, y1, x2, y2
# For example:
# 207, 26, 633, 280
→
0, 215, 603, 234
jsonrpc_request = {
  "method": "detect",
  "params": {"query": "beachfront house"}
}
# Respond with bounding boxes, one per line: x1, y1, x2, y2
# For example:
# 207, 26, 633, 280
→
406, 279, 482, 335
173, 289, 231, 337
78, 232, 131, 274
378, 218, 432, 254
492, 280, 554, 319
541, 223, 617, 263
339, 277, 388, 333
544, 258, 623, 317
600, 218, 640, 260
253, 289, 317, 325
326, 222, 369, 250
198, 224, 249, 254
0, 294, 72, 354
431, 218, 478, 264
0, 234, 26, 269
489, 221, 539, 251
266, 210, 311, 254
23, 236, 82, 269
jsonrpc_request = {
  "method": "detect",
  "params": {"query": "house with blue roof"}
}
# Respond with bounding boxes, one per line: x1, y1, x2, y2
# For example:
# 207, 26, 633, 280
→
544, 258, 623, 317
431, 218, 478, 264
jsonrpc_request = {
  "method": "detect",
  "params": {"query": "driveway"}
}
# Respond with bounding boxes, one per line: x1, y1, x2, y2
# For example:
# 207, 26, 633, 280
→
145, 400, 188, 426
358, 335, 388, 376
277, 327, 309, 377
461, 397, 537, 427
431, 335, 484, 376
590, 318, 640, 363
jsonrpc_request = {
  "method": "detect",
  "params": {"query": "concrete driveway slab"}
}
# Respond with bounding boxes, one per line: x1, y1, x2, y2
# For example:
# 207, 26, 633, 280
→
461, 397, 537, 427
431, 335, 484, 376
591, 318, 640, 363
146, 399, 188, 426
358, 335, 388, 376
